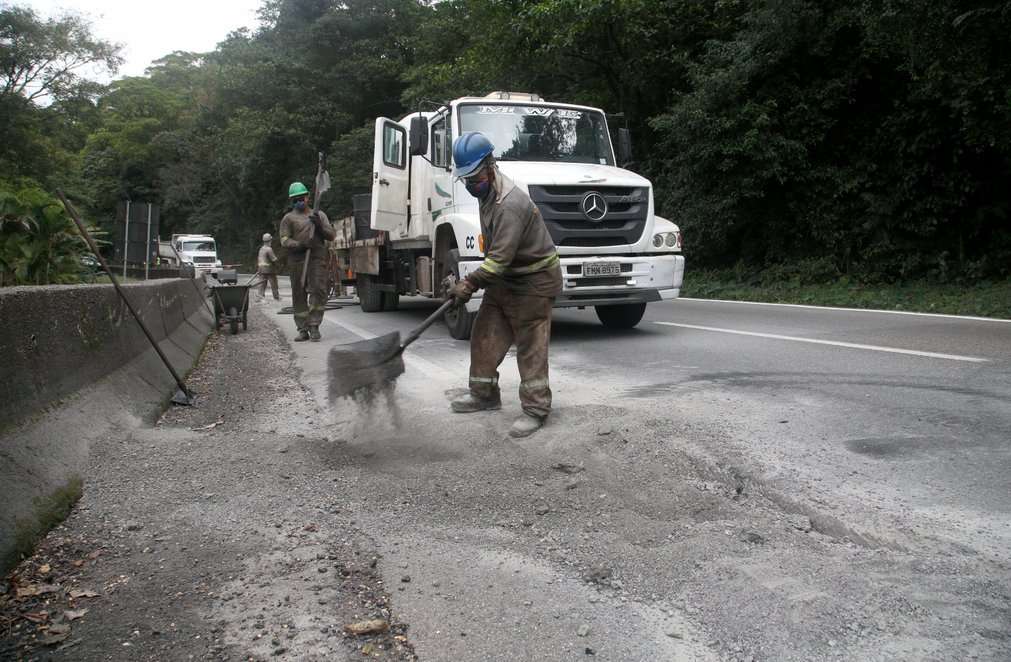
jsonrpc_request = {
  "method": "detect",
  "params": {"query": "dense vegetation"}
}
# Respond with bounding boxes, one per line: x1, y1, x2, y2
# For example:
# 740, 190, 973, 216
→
2, 0, 1009, 283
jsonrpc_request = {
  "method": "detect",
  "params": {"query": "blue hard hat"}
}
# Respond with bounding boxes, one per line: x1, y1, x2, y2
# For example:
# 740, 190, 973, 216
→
452, 132, 494, 178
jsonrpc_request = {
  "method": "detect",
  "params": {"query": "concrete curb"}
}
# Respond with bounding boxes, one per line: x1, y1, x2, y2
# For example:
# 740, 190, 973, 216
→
0, 279, 214, 570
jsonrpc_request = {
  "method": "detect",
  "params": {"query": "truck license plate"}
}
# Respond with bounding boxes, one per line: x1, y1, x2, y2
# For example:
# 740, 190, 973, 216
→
584, 262, 621, 277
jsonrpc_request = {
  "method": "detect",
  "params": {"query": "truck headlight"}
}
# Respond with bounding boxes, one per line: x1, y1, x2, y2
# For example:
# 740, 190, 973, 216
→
652, 234, 664, 248
665, 233, 677, 247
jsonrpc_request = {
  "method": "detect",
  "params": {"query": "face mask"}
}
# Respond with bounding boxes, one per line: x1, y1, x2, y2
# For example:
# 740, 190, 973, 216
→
465, 180, 490, 199
294, 199, 307, 211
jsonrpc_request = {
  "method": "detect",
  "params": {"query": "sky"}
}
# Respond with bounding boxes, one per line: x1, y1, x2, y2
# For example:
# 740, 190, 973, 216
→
24, 0, 263, 78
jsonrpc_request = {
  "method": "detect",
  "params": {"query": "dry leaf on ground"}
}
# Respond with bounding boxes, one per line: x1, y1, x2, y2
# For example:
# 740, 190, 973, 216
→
68, 589, 99, 599
343, 618, 389, 635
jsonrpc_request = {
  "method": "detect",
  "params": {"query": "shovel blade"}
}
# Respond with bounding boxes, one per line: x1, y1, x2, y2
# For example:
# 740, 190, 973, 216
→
327, 331, 405, 401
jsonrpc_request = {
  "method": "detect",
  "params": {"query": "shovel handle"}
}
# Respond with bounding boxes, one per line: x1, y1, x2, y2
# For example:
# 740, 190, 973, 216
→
400, 298, 459, 351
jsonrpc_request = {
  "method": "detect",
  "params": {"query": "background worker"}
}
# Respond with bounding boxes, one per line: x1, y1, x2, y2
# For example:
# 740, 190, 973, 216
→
255, 233, 280, 300
447, 132, 562, 438
279, 181, 336, 342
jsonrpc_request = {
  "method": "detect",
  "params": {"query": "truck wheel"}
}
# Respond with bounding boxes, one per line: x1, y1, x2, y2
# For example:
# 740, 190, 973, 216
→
444, 302, 475, 340
357, 274, 384, 312
382, 292, 399, 311
595, 302, 646, 329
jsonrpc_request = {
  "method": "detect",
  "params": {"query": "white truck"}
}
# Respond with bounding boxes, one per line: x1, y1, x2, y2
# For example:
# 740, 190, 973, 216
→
347, 91, 684, 339
169, 234, 222, 274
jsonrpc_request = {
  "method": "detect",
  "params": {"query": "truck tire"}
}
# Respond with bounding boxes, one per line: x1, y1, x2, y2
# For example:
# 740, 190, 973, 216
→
444, 301, 476, 340
595, 302, 646, 329
357, 274, 384, 312
382, 291, 399, 311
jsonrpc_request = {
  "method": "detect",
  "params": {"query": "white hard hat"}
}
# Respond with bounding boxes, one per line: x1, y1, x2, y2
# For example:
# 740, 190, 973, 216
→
262, 233, 272, 242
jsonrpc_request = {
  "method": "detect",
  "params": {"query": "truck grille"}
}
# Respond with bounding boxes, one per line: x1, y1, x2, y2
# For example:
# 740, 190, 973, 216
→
569, 276, 630, 288
528, 185, 648, 248
193, 256, 215, 264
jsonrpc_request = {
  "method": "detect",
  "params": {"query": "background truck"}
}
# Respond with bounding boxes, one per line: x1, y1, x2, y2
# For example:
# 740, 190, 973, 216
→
169, 234, 222, 274
341, 91, 684, 339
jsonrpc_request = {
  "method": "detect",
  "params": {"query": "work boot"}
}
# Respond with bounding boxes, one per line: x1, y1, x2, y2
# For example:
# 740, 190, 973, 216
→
309, 326, 321, 342
294, 329, 310, 342
450, 393, 501, 413
509, 413, 544, 438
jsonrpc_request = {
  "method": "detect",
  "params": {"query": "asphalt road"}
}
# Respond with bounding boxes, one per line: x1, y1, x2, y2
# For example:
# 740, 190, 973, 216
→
263, 282, 1011, 661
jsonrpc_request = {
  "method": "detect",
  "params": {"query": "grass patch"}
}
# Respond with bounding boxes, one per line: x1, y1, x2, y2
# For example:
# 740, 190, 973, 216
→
683, 269, 1011, 320
4, 476, 83, 572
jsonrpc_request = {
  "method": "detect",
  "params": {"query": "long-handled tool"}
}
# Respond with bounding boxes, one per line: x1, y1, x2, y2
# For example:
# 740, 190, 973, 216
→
301, 152, 332, 289
56, 190, 196, 406
328, 298, 456, 401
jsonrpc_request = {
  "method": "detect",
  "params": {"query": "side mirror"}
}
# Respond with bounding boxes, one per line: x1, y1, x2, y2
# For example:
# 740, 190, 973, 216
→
617, 128, 633, 168
409, 116, 429, 156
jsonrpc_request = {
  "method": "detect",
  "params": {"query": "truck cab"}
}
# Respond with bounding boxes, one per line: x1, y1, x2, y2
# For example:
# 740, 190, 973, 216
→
358, 92, 684, 337
171, 234, 222, 274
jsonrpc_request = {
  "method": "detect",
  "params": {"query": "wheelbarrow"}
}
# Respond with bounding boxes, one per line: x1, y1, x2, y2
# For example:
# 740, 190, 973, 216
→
209, 281, 250, 335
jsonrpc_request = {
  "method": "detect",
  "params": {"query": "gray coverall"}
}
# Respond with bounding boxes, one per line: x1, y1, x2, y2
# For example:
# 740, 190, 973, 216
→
464, 169, 562, 418
256, 244, 279, 300
279, 210, 336, 331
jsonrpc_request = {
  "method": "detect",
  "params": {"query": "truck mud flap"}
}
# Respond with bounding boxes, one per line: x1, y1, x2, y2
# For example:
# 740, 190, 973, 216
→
351, 245, 380, 275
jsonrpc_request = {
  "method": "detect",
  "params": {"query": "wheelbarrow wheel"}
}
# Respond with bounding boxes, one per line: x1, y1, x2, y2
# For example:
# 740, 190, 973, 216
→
228, 306, 239, 335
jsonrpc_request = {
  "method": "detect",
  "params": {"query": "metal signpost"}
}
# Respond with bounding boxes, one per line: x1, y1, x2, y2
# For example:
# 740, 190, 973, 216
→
122, 199, 131, 279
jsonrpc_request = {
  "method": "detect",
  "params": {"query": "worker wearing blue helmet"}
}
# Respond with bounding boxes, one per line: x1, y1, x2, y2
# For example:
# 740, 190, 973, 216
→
447, 131, 562, 438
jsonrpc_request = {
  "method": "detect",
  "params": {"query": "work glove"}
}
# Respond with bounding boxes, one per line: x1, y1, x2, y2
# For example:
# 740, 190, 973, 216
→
310, 211, 323, 229
448, 279, 476, 305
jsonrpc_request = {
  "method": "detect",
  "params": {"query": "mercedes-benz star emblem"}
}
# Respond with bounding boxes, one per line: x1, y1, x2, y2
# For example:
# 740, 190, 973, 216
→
581, 192, 608, 222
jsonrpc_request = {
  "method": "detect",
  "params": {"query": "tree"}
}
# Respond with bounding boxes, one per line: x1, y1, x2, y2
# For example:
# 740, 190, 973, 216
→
0, 180, 89, 285
0, 4, 122, 104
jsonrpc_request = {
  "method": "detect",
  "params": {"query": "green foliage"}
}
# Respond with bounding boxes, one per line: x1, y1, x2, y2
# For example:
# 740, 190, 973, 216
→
685, 266, 1011, 320
0, 5, 121, 103
2, 0, 1008, 280
650, 0, 1011, 280
0, 179, 90, 286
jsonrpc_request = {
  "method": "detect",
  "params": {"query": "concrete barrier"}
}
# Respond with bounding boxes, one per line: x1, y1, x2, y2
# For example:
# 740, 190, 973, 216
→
0, 278, 214, 570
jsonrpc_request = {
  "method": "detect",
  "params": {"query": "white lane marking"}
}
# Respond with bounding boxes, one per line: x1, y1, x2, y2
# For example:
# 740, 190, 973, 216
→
654, 322, 990, 363
679, 297, 1011, 324
323, 315, 458, 379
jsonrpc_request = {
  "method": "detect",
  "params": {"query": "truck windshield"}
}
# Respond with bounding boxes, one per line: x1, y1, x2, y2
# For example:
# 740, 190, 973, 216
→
182, 241, 215, 252
459, 104, 614, 166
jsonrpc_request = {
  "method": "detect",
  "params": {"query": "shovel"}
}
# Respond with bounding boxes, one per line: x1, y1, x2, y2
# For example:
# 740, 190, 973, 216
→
328, 298, 457, 401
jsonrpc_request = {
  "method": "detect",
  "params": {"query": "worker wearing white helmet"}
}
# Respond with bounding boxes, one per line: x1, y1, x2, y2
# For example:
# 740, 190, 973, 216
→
256, 232, 280, 301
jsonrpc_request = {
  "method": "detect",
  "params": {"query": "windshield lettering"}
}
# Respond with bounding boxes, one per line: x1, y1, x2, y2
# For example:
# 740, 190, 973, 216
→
461, 104, 612, 166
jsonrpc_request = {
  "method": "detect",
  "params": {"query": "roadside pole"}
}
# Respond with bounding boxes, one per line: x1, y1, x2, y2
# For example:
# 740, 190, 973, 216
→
145, 203, 152, 280
123, 200, 131, 279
